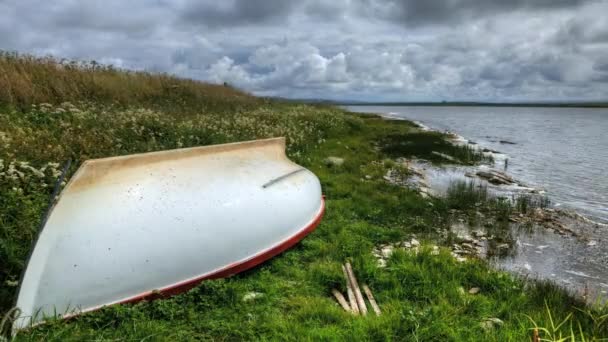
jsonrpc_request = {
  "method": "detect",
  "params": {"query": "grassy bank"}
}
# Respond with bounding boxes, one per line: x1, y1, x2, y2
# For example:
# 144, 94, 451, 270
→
1, 54, 606, 340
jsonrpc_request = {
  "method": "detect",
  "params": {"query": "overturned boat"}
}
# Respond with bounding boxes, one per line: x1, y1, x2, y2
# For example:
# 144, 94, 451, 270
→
13, 137, 324, 331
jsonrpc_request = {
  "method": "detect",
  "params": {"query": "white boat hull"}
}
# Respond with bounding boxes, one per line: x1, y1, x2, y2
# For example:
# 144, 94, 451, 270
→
14, 137, 324, 331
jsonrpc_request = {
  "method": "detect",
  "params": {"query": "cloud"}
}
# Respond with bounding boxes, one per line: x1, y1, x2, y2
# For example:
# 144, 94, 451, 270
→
0, 0, 607, 101
356, 0, 594, 28
179, 0, 299, 28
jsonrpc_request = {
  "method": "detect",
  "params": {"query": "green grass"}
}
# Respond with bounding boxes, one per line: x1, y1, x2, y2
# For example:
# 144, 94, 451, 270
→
0, 54, 606, 341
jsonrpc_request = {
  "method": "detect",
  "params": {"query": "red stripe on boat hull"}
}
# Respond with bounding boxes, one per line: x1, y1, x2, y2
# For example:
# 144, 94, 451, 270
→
119, 196, 325, 303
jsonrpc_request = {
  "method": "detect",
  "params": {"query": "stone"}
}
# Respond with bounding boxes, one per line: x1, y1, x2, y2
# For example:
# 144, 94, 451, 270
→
243, 292, 264, 302
475, 169, 514, 185
468, 287, 480, 295
410, 238, 420, 247
381, 245, 394, 257
377, 259, 387, 268
480, 318, 504, 331
472, 230, 486, 238
587, 240, 597, 247
458, 234, 474, 243
324, 156, 344, 167
461, 243, 474, 250
497, 243, 510, 250
431, 151, 459, 163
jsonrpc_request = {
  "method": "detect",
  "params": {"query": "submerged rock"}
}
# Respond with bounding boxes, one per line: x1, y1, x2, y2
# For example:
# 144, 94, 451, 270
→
475, 169, 514, 185
431, 151, 459, 163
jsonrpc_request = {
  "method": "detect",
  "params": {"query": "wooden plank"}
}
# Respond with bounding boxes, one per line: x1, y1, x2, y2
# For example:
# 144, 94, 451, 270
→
345, 262, 367, 315
331, 289, 351, 312
363, 285, 381, 316
342, 264, 359, 314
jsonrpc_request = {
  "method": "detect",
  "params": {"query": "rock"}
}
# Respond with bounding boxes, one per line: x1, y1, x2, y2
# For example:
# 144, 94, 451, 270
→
461, 243, 474, 250
468, 287, 480, 295
458, 234, 474, 243
497, 243, 510, 250
587, 240, 597, 247
324, 156, 344, 166
364, 175, 372, 180
472, 230, 486, 238
377, 259, 387, 268
243, 292, 264, 302
455, 256, 467, 262
401, 241, 412, 249
431, 151, 459, 163
499, 140, 516, 145
480, 318, 504, 330
381, 245, 394, 257
475, 169, 514, 185
410, 238, 420, 247
482, 148, 501, 154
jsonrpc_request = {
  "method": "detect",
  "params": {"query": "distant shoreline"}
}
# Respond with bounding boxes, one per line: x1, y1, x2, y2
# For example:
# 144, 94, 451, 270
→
296, 99, 608, 108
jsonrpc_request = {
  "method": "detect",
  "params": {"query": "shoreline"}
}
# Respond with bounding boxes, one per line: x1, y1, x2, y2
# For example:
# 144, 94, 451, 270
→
366, 110, 608, 301
378, 110, 608, 225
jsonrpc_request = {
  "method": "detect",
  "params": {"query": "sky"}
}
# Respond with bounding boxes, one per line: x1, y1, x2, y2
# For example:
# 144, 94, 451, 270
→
1, 0, 607, 102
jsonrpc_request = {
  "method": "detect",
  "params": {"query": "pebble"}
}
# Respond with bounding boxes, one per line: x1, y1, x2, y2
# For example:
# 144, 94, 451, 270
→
468, 287, 481, 295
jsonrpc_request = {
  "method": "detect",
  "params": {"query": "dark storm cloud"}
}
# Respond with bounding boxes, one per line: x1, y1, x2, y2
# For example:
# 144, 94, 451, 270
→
357, 0, 594, 27
0, 0, 607, 101
179, 0, 299, 28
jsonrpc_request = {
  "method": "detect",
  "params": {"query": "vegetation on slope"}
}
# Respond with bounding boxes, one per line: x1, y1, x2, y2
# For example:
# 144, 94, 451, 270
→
0, 53, 606, 341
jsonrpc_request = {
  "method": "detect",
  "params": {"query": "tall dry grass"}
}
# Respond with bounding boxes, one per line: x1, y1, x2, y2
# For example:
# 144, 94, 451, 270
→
0, 51, 261, 112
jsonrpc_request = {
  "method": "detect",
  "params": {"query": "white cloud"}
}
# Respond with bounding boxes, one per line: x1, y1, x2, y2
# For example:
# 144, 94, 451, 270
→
0, 0, 607, 101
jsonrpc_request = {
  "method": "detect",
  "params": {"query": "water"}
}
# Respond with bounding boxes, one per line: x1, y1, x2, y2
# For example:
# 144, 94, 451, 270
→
346, 105, 608, 299
346, 106, 608, 223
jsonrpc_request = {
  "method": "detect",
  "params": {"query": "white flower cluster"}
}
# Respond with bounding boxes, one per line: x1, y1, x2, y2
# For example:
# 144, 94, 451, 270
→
0, 159, 62, 191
